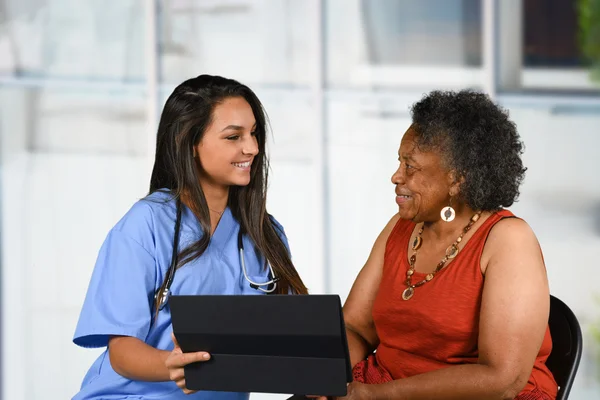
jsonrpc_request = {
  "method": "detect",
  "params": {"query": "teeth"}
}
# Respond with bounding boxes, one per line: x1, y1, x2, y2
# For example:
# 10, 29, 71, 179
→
233, 161, 251, 168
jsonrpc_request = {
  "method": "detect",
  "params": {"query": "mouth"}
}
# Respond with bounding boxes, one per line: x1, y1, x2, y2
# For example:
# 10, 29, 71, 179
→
232, 161, 252, 169
395, 189, 413, 205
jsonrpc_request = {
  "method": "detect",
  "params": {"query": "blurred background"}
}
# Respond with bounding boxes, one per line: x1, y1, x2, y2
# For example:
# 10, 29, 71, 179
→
1, 0, 599, 399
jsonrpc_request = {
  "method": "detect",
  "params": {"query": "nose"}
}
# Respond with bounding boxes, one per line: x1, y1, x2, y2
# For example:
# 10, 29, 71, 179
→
391, 164, 405, 185
242, 134, 259, 156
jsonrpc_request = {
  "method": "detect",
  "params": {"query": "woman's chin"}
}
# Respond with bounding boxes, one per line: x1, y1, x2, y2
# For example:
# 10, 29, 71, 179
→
229, 177, 251, 187
397, 207, 417, 221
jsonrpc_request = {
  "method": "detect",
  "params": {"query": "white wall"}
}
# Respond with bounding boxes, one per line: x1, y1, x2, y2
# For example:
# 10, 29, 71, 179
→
2, 1, 600, 400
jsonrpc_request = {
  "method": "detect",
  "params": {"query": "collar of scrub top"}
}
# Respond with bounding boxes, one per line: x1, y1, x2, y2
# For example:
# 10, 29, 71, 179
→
154, 200, 279, 311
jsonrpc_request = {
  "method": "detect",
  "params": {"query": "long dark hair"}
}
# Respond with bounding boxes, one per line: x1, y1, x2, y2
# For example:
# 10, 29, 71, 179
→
150, 75, 308, 312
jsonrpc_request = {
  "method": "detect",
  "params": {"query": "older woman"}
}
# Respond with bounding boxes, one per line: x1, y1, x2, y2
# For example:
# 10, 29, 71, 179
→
332, 91, 557, 399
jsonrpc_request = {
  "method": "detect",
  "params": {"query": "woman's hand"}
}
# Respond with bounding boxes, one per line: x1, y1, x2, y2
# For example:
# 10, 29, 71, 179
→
165, 332, 211, 394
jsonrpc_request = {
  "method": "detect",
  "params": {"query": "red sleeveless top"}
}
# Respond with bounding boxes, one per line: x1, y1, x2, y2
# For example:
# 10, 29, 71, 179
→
361, 210, 557, 399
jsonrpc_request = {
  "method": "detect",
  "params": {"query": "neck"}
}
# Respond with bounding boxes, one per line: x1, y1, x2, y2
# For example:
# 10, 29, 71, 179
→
423, 203, 477, 240
199, 179, 229, 214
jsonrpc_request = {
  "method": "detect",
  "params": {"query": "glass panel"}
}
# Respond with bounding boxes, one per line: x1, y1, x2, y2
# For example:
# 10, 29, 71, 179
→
524, 0, 587, 67
518, 0, 600, 91
326, 0, 483, 89
0, 86, 149, 399
257, 91, 324, 292
326, 94, 413, 300
27, 89, 147, 155
158, 0, 312, 87
0, 0, 145, 81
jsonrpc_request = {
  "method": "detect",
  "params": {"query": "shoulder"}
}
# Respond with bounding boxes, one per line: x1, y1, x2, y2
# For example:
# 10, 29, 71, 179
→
268, 213, 286, 235
485, 215, 538, 250
114, 193, 165, 233
481, 215, 542, 275
371, 213, 403, 256
385, 213, 403, 235
388, 214, 411, 234
110, 191, 175, 253
382, 214, 411, 247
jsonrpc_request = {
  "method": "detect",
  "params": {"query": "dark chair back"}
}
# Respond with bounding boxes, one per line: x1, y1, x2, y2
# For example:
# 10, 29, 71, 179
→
546, 295, 583, 400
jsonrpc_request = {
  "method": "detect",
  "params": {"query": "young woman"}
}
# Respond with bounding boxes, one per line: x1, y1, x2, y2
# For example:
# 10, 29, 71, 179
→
73, 75, 308, 400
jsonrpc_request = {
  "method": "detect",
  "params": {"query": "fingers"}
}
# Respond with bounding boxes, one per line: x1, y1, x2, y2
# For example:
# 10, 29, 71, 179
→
165, 350, 210, 369
166, 351, 211, 369
173, 377, 197, 394
165, 345, 209, 396
169, 333, 210, 365
183, 351, 211, 365
167, 335, 207, 395
171, 332, 180, 348
169, 367, 185, 382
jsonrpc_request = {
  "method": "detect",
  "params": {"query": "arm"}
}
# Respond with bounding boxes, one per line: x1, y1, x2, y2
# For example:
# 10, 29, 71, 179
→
343, 214, 401, 368
75, 205, 210, 392
109, 334, 211, 394
359, 218, 550, 400
109, 336, 171, 381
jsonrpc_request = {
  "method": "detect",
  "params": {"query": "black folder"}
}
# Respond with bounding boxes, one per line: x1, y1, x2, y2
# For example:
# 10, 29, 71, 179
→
169, 294, 352, 396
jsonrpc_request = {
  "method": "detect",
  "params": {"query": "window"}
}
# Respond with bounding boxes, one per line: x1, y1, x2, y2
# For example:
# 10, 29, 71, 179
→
498, 0, 600, 92
326, 0, 483, 89
158, 0, 313, 87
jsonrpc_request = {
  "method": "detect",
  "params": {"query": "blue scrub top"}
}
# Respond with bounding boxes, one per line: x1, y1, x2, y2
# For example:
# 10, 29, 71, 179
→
73, 190, 289, 400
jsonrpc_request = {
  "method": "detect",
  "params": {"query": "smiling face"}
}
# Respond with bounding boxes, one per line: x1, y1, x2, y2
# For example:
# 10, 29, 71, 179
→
391, 126, 458, 222
194, 96, 259, 189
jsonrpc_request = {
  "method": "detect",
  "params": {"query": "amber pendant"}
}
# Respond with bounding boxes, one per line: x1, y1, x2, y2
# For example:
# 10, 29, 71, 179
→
402, 286, 414, 300
446, 244, 459, 259
412, 235, 422, 251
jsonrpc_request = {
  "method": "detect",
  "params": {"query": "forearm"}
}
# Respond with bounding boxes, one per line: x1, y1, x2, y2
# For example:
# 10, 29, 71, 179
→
108, 336, 171, 381
346, 327, 375, 368
369, 363, 525, 400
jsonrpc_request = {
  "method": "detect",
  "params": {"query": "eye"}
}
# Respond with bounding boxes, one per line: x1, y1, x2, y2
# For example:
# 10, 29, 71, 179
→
226, 135, 240, 141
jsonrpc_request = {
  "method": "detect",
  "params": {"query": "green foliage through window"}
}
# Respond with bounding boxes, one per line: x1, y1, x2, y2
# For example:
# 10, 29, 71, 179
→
577, 0, 600, 81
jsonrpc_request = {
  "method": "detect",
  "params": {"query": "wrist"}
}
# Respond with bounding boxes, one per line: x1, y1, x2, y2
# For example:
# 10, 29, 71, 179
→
159, 349, 172, 380
354, 382, 382, 400
369, 382, 398, 400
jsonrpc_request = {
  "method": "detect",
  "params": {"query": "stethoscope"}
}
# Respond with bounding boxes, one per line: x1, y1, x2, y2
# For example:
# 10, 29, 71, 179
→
155, 201, 279, 311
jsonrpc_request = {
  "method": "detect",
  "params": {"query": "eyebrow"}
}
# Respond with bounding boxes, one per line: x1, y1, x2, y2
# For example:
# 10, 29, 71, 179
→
221, 123, 257, 133
398, 153, 417, 162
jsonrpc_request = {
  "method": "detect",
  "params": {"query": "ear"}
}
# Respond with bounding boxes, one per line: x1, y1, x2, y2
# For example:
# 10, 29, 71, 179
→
447, 170, 464, 197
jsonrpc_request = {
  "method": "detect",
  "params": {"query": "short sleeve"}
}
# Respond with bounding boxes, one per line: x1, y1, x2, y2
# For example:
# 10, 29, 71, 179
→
73, 229, 157, 348
269, 215, 291, 257
269, 215, 301, 294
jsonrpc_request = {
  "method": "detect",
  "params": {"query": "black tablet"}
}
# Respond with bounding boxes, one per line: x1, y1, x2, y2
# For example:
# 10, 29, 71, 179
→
170, 294, 352, 396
